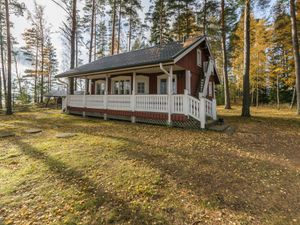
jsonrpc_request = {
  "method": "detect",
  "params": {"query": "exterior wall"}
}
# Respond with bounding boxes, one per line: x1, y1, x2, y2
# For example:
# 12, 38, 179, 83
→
176, 41, 211, 98
90, 71, 186, 95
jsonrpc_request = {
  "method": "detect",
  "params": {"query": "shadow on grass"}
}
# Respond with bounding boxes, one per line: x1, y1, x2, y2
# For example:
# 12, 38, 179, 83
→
95, 133, 300, 220
14, 138, 168, 224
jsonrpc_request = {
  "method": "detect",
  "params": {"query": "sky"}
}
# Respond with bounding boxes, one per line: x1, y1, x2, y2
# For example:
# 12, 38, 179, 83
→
12, 0, 151, 73
11, 0, 271, 74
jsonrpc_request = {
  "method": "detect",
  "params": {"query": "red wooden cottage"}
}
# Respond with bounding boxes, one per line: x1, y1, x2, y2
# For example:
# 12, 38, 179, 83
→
56, 36, 220, 129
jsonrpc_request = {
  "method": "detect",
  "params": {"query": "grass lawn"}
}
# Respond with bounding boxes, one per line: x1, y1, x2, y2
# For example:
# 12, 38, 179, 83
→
0, 106, 299, 224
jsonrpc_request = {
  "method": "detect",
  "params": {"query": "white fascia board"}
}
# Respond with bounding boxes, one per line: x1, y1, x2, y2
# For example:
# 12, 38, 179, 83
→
173, 36, 206, 63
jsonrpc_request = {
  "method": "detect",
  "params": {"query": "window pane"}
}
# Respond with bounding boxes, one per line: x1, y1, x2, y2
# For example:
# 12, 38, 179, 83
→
160, 79, 167, 94
137, 82, 145, 94
124, 80, 130, 95
100, 83, 105, 95
172, 78, 176, 94
114, 81, 119, 94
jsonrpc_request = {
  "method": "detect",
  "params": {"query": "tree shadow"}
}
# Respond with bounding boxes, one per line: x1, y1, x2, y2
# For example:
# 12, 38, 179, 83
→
13, 138, 169, 224
94, 133, 300, 220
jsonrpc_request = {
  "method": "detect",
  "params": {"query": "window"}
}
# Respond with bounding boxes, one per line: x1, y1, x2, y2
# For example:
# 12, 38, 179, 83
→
137, 82, 145, 94
160, 79, 167, 94
135, 76, 149, 94
157, 74, 177, 94
111, 76, 131, 95
197, 48, 202, 67
95, 80, 105, 95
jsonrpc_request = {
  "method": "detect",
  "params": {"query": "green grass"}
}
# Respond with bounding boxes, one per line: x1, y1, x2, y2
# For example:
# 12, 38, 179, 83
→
0, 107, 299, 224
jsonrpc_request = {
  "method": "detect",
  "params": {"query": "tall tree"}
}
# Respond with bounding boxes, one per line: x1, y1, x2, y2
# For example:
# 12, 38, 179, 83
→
70, 0, 77, 94
4, 0, 12, 114
147, 0, 172, 45
221, 0, 231, 109
110, 0, 117, 55
290, 0, 300, 114
241, 0, 251, 117
124, 0, 142, 51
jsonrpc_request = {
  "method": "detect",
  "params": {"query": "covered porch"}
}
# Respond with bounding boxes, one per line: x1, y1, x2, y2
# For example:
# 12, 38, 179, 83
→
64, 61, 217, 129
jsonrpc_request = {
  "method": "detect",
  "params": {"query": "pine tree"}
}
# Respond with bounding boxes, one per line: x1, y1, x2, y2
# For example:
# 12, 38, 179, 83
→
169, 0, 197, 41
269, 0, 294, 108
124, 0, 142, 51
289, 0, 300, 114
147, 0, 172, 45
4, 0, 12, 114
26, 2, 50, 104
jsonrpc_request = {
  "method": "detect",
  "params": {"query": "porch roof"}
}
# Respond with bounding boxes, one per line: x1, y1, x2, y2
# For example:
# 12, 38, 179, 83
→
55, 36, 205, 78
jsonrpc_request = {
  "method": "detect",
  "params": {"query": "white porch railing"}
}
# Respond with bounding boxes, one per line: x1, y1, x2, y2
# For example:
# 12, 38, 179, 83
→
135, 95, 169, 112
107, 95, 131, 110
66, 93, 216, 128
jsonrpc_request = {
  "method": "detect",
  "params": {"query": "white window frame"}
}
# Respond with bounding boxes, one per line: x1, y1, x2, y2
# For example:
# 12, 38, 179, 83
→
111, 76, 131, 95
197, 48, 202, 67
157, 74, 177, 94
135, 75, 149, 94
94, 80, 106, 95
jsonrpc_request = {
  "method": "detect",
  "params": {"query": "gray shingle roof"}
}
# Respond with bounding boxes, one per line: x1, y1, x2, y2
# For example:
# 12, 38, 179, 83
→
56, 36, 204, 78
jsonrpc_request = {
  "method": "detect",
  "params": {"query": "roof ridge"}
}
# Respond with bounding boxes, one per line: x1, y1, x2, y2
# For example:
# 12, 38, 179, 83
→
96, 41, 183, 60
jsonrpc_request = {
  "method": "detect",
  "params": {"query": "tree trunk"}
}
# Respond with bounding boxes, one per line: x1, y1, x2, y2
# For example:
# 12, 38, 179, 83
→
0, 20, 6, 107
241, 0, 251, 117
34, 41, 39, 103
159, 0, 163, 44
128, 10, 132, 51
40, 31, 44, 103
111, 0, 117, 55
256, 74, 259, 108
221, 0, 231, 109
117, 0, 122, 54
89, 0, 95, 62
13, 52, 22, 95
290, 85, 296, 109
69, 0, 77, 94
94, 9, 97, 60
203, 0, 207, 35
256, 53, 259, 108
276, 74, 280, 110
86, 0, 96, 94
5, 0, 12, 115
290, 0, 300, 115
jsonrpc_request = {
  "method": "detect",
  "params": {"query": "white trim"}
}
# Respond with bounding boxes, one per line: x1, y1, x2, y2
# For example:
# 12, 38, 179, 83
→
157, 74, 177, 94
63, 62, 175, 79
197, 49, 202, 67
111, 76, 132, 95
185, 70, 191, 94
174, 36, 206, 63
135, 75, 149, 94
95, 80, 106, 95
205, 37, 221, 82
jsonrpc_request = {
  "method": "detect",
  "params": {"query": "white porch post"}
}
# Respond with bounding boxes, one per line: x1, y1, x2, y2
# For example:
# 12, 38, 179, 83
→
199, 98, 206, 129
82, 91, 87, 117
185, 70, 191, 94
183, 89, 189, 116
212, 99, 217, 120
168, 66, 173, 125
104, 75, 108, 120
89, 79, 92, 95
131, 72, 136, 123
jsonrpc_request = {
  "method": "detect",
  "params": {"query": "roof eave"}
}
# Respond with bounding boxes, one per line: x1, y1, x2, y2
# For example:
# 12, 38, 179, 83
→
55, 60, 175, 79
